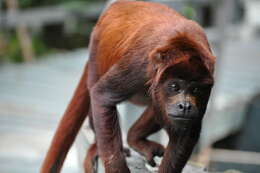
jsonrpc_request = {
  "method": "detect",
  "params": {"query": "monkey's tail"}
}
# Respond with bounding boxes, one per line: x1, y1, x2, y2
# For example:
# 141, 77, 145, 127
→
40, 63, 90, 173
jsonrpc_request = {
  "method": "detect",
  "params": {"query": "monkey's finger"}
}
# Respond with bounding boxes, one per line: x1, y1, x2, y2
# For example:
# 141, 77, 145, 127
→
146, 156, 156, 167
154, 148, 164, 157
123, 147, 131, 157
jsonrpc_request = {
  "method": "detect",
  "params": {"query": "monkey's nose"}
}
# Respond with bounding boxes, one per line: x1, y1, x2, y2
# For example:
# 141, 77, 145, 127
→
173, 101, 198, 118
168, 101, 198, 120
177, 101, 192, 113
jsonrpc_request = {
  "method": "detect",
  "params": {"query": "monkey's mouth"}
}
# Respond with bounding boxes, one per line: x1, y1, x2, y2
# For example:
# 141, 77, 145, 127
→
168, 114, 195, 121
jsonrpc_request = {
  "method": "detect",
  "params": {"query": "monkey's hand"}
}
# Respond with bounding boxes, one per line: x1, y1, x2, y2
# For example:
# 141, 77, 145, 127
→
143, 141, 165, 167
130, 140, 165, 167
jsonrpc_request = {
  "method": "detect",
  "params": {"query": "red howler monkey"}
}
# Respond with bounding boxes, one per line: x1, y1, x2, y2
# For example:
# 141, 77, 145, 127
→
41, 0, 215, 173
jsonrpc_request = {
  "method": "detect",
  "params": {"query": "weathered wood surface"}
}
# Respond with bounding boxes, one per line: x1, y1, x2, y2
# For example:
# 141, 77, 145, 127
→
94, 153, 243, 173
104, 154, 208, 173
0, 49, 88, 173
0, 3, 104, 28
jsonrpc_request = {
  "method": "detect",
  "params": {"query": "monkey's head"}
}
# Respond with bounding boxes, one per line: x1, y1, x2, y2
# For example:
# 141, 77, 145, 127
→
148, 35, 215, 128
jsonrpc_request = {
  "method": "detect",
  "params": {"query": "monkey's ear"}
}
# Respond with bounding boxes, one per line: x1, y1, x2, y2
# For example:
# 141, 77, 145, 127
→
154, 52, 162, 61
150, 50, 171, 64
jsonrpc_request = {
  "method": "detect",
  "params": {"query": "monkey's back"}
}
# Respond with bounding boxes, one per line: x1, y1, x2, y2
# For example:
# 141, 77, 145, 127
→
91, 1, 189, 76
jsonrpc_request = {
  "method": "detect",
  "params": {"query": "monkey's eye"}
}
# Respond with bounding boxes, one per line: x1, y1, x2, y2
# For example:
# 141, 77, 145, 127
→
170, 83, 180, 92
192, 87, 200, 94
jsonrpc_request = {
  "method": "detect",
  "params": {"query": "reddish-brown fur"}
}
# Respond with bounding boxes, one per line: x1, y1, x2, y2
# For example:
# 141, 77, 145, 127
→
41, 1, 215, 173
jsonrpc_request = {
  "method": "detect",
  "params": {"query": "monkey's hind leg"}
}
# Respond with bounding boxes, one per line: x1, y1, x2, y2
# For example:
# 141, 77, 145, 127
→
127, 106, 165, 167
84, 143, 98, 173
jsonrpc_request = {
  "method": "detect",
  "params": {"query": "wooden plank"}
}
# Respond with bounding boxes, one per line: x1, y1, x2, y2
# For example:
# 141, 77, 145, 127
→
211, 149, 260, 165
5, 0, 35, 62
0, 3, 104, 28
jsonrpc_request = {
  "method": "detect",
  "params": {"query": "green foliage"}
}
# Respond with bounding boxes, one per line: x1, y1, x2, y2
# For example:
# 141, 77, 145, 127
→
32, 35, 50, 58
0, 34, 8, 63
0, 31, 50, 63
7, 34, 23, 63
19, 0, 34, 8
19, 0, 97, 8
182, 5, 196, 20
0, 0, 103, 63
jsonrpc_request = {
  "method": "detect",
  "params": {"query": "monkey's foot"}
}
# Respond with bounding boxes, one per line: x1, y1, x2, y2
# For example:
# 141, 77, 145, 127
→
84, 144, 98, 173
84, 144, 131, 173
104, 156, 131, 173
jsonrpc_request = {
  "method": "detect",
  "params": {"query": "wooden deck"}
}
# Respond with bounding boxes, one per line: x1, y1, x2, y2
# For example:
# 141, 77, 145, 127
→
0, 49, 88, 173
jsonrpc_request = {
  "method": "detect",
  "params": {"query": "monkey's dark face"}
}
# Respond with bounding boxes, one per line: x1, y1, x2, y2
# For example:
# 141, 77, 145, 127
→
160, 77, 213, 124
150, 51, 214, 126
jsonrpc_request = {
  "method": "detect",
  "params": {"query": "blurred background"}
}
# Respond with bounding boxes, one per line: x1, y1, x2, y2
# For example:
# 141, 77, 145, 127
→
0, 0, 260, 172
